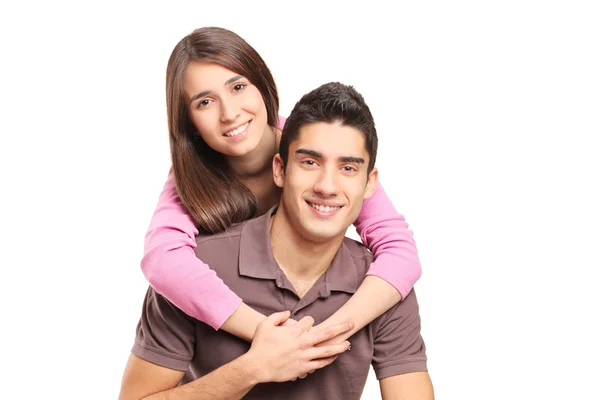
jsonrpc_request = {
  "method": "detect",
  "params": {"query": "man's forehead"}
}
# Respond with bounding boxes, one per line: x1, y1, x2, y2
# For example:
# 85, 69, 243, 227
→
293, 122, 367, 155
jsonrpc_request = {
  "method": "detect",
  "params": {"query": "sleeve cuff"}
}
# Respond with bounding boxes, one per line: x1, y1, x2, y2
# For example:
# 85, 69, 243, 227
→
131, 342, 192, 372
374, 358, 428, 380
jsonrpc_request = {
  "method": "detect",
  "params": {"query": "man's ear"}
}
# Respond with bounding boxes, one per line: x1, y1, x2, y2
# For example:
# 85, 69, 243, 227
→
272, 154, 285, 188
364, 167, 378, 200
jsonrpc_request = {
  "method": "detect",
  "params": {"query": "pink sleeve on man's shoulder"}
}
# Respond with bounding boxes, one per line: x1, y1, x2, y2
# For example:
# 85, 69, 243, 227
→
354, 181, 422, 298
140, 171, 242, 330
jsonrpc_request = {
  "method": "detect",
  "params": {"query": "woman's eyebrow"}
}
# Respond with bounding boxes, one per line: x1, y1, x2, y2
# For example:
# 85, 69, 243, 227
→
189, 75, 244, 105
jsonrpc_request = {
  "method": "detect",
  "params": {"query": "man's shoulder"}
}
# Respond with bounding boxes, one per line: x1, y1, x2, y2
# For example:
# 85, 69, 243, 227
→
195, 220, 250, 247
342, 236, 374, 263
193, 220, 251, 264
340, 238, 421, 328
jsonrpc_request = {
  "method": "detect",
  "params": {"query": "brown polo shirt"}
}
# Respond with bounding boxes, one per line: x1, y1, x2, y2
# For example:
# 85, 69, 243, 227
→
132, 207, 427, 399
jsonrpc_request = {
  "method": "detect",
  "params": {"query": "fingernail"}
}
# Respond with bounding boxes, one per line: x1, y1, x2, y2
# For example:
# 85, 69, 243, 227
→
346, 342, 352, 351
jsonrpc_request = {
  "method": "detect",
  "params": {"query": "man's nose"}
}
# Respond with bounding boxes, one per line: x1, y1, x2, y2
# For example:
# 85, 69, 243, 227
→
313, 168, 339, 197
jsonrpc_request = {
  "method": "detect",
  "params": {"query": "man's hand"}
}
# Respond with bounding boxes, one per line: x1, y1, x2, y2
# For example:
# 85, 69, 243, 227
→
244, 311, 354, 383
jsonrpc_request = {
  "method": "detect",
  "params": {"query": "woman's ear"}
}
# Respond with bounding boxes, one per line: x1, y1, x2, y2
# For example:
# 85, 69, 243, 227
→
273, 154, 285, 188
364, 167, 379, 200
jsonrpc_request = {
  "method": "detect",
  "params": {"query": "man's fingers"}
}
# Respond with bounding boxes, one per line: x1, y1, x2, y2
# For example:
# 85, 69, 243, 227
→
305, 321, 354, 346
295, 315, 315, 332
281, 318, 297, 327
266, 310, 291, 326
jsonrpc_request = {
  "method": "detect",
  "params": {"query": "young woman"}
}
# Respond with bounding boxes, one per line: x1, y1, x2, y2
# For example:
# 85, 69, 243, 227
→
142, 27, 422, 344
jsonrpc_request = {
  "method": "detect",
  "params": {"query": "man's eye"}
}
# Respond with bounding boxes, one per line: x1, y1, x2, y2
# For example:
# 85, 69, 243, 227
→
343, 166, 356, 172
303, 160, 315, 165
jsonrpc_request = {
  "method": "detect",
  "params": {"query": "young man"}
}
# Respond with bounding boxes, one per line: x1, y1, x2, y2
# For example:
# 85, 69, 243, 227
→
119, 82, 433, 399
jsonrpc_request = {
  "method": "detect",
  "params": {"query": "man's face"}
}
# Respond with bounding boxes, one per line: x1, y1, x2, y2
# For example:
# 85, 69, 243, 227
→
273, 121, 378, 243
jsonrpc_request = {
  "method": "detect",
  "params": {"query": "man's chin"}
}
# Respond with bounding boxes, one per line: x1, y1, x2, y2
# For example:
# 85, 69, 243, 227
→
302, 226, 345, 243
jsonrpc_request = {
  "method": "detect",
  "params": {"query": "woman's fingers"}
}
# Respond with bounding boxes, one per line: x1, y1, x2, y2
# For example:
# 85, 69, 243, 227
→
305, 355, 339, 372
305, 341, 350, 361
304, 321, 354, 346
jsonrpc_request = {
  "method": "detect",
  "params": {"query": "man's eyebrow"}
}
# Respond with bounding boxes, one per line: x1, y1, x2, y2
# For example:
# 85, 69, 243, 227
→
295, 149, 322, 158
189, 74, 244, 105
339, 156, 365, 164
295, 149, 365, 164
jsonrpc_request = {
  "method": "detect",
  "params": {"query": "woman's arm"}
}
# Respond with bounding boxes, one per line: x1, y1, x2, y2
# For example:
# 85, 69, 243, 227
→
141, 171, 265, 339
314, 181, 422, 341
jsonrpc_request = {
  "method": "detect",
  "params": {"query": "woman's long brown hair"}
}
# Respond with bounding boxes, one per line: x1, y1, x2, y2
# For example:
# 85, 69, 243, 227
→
166, 27, 279, 234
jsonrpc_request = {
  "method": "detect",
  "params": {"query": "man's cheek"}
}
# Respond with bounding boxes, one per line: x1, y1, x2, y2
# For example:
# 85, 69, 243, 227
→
291, 172, 312, 190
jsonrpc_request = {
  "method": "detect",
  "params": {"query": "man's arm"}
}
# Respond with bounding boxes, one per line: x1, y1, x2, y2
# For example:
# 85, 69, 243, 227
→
119, 311, 354, 400
118, 353, 258, 400
370, 290, 431, 399
380, 371, 434, 400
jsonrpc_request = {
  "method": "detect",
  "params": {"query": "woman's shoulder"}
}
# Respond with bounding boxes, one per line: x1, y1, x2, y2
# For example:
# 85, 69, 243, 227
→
276, 115, 287, 130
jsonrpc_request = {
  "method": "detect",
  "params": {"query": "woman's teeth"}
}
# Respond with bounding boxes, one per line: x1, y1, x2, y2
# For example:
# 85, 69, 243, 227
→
224, 122, 249, 137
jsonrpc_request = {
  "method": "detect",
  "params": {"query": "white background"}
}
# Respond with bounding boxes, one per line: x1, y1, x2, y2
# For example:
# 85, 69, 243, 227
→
1, 1, 599, 399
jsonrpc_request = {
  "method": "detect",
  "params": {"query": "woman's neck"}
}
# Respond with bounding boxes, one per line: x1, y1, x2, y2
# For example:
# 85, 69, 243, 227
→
227, 125, 282, 214
242, 170, 281, 215
227, 125, 279, 178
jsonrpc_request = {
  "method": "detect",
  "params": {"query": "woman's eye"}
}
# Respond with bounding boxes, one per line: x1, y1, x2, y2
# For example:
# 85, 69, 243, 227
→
233, 83, 246, 91
197, 99, 210, 109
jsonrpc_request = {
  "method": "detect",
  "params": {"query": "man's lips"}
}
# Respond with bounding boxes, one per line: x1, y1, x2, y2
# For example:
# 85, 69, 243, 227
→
306, 200, 344, 214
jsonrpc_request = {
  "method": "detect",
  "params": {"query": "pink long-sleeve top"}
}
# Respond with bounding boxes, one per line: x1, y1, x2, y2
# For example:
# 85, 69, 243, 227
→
142, 119, 422, 330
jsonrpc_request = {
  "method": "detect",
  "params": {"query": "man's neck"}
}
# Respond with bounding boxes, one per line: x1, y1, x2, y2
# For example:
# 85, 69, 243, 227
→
269, 207, 345, 298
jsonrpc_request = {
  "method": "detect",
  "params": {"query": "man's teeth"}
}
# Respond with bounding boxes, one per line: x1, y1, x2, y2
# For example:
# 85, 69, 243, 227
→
224, 122, 249, 137
309, 202, 341, 213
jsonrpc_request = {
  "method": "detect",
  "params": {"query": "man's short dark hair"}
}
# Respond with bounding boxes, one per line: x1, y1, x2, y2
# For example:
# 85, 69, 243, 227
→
279, 82, 378, 173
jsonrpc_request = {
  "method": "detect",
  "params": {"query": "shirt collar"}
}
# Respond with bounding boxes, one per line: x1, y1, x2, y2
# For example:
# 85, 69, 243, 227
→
239, 206, 360, 294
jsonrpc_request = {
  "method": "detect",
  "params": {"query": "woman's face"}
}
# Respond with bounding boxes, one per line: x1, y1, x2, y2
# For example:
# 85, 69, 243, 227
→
183, 61, 269, 157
